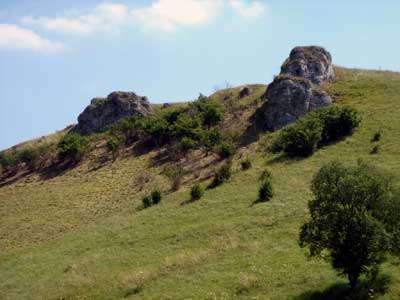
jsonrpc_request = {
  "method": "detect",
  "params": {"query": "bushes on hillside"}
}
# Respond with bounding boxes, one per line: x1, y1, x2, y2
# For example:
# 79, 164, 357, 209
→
0, 152, 18, 171
190, 183, 204, 201
217, 142, 236, 159
18, 147, 40, 169
256, 169, 273, 203
142, 188, 163, 209
240, 159, 252, 170
211, 163, 232, 187
272, 106, 361, 157
57, 133, 87, 162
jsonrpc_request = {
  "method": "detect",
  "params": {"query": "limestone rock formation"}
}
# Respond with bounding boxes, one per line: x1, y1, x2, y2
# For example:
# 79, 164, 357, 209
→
261, 46, 334, 131
281, 46, 335, 84
74, 91, 153, 135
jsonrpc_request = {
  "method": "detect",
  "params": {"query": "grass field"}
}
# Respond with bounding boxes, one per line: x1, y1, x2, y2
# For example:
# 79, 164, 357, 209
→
0, 67, 399, 300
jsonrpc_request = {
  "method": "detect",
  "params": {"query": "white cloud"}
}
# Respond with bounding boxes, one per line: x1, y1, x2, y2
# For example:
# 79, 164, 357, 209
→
229, 0, 267, 19
133, 0, 223, 32
22, 3, 128, 35
0, 24, 63, 52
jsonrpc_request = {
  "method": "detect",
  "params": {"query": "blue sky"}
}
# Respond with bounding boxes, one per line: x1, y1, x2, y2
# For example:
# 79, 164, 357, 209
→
0, 0, 399, 150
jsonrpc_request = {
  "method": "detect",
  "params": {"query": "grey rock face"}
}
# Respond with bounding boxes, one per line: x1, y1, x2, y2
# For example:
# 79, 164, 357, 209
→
74, 91, 153, 135
281, 46, 335, 84
239, 86, 253, 98
261, 46, 334, 131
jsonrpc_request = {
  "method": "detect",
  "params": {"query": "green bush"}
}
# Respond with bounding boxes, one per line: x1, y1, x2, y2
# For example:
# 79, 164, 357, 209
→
217, 142, 236, 159
240, 159, 252, 170
299, 161, 400, 289
0, 152, 18, 170
372, 131, 382, 142
211, 163, 232, 187
107, 137, 123, 153
258, 179, 273, 202
316, 106, 361, 144
201, 104, 224, 128
142, 195, 152, 208
279, 117, 323, 157
190, 183, 204, 201
177, 137, 197, 156
201, 128, 221, 154
58, 133, 87, 162
259, 169, 272, 182
151, 189, 162, 205
17, 148, 40, 169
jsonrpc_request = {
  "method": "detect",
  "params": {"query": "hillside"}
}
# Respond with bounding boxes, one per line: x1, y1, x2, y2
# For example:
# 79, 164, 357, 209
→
1, 67, 400, 300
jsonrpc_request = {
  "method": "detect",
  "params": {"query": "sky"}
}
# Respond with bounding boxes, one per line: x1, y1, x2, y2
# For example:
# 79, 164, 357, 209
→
0, 0, 399, 150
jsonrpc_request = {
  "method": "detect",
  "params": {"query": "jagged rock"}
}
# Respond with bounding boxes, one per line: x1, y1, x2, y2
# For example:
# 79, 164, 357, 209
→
281, 46, 335, 84
74, 91, 153, 135
239, 87, 253, 98
261, 46, 334, 131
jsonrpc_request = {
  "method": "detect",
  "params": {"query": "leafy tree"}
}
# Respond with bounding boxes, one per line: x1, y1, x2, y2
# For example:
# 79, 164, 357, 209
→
299, 162, 400, 289
201, 103, 224, 128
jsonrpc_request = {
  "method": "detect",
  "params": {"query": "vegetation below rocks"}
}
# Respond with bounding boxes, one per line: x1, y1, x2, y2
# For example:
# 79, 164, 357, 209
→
1, 68, 400, 300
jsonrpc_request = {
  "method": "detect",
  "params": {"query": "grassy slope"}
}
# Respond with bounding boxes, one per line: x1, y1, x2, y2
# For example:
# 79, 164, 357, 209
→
0, 68, 400, 300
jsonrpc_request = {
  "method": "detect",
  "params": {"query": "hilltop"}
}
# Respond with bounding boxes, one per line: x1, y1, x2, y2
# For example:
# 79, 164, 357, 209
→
1, 60, 400, 299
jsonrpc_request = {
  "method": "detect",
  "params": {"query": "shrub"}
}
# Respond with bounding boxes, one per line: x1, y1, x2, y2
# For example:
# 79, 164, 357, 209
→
17, 147, 40, 169
58, 133, 87, 162
151, 189, 162, 205
316, 106, 361, 144
299, 161, 400, 289
258, 179, 273, 202
107, 136, 123, 153
0, 152, 18, 170
259, 169, 272, 182
201, 128, 221, 154
164, 164, 185, 191
370, 145, 380, 154
177, 137, 197, 156
372, 131, 382, 142
142, 195, 152, 208
190, 183, 204, 201
201, 104, 224, 128
217, 142, 236, 159
279, 117, 323, 157
211, 163, 232, 187
240, 159, 252, 170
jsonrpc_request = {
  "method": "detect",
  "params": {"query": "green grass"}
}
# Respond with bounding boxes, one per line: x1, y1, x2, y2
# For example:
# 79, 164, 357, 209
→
0, 67, 400, 300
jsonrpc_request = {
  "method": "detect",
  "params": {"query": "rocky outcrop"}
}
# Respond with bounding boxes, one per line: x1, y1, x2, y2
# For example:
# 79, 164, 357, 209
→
261, 46, 334, 131
74, 91, 153, 135
239, 86, 253, 98
281, 46, 335, 84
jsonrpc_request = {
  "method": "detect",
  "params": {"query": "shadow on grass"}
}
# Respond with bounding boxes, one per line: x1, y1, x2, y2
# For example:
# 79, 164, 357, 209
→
295, 274, 391, 300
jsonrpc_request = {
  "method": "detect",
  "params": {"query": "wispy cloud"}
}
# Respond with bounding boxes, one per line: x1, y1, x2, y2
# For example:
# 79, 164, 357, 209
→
20, 1, 267, 36
22, 3, 128, 35
0, 24, 63, 52
229, 0, 267, 19
132, 0, 223, 32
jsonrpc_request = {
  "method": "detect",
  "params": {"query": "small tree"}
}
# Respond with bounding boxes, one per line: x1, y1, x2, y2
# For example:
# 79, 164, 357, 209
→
211, 163, 232, 187
142, 195, 152, 208
151, 189, 162, 205
299, 162, 400, 289
258, 178, 273, 202
240, 159, 252, 170
190, 183, 204, 201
